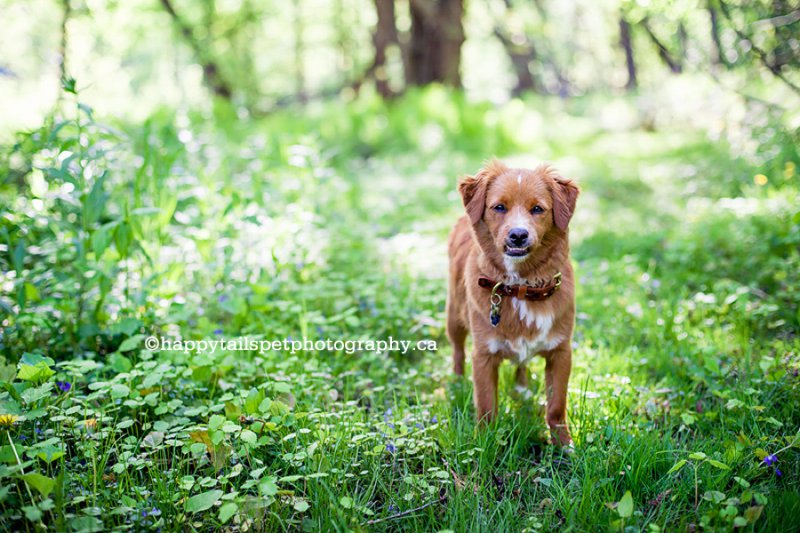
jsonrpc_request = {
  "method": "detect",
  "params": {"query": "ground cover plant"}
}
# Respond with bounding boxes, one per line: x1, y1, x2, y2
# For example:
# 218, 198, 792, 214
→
1, 81, 798, 531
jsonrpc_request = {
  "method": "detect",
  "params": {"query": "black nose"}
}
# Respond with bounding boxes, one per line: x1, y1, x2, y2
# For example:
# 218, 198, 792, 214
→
507, 227, 529, 246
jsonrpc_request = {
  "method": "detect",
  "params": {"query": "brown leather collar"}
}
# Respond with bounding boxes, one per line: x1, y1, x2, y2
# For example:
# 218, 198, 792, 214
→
478, 272, 562, 301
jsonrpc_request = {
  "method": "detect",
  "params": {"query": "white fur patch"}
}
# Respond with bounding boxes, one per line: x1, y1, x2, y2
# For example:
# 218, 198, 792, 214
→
503, 256, 527, 274
517, 173, 522, 185
507, 211, 528, 231
512, 300, 554, 331
486, 329, 564, 364
486, 338, 506, 354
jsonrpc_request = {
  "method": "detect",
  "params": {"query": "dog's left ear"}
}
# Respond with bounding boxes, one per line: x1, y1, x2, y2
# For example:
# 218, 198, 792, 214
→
458, 160, 507, 225
552, 177, 579, 231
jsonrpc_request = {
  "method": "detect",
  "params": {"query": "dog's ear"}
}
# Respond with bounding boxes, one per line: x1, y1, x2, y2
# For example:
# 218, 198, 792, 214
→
552, 177, 579, 231
458, 160, 507, 225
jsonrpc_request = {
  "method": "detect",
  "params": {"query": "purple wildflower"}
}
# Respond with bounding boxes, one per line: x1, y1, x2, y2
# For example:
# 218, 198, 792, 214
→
56, 381, 71, 392
218, 295, 229, 303
776, 469, 783, 477
386, 443, 397, 454
415, 423, 423, 429
763, 454, 777, 466
431, 415, 438, 424
213, 328, 223, 335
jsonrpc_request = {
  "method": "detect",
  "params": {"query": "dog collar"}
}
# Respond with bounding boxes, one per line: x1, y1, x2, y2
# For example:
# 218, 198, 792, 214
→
478, 272, 562, 301
479, 272, 562, 327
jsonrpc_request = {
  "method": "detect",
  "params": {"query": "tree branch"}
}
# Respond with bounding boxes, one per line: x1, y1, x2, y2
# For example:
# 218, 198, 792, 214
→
158, 0, 234, 100
718, 0, 800, 95
641, 18, 682, 73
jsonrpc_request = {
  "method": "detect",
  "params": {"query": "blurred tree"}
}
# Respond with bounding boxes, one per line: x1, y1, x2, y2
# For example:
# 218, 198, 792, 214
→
640, 16, 683, 73
707, 1, 730, 68
493, 0, 540, 95
58, 0, 71, 86
717, 0, 800, 94
293, 0, 307, 103
158, 0, 235, 101
406, 0, 465, 87
619, 14, 637, 90
361, 0, 401, 97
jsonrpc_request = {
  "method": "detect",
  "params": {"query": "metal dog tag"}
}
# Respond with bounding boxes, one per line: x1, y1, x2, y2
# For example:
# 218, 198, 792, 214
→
489, 282, 503, 327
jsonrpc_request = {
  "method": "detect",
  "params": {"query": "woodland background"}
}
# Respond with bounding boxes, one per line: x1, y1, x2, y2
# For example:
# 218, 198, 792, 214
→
1, 0, 799, 531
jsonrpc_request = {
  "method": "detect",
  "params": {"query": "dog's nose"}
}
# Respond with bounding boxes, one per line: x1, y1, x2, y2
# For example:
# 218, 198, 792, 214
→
507, 227, 529, 246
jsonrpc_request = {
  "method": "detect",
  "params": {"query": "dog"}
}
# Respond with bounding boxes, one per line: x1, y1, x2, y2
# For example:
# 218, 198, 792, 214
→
446, 159, 579, 446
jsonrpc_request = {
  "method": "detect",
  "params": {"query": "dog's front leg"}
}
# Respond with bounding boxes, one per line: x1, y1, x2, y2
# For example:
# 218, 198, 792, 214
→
472, 352, 500, 423
544, 345, 572, 446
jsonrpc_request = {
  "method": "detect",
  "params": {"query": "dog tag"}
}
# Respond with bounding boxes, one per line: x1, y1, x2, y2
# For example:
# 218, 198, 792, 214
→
489, 283, 503, 327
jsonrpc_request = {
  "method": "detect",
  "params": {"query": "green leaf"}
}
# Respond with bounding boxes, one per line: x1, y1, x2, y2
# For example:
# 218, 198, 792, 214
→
114, 221, 133, 258
258, 397, 272, 414
110, 384, 130, 399
118, 334, 144, 352
218, 502, 237, 524
667, 459, 687, 474
209, 414, 225, 431
108, 353, 132, 373
110, 317, 141, 337
34, 443, 65, 464
688, 452, 706, 460
69, 515, 104, 532
244, 388, 264, 415
185, 489, 223, 513
339, 496, 353, 509
733, 516, 748, 527
17, 362, 55, 383
617, 490, 633, 518
21, 384, 53, 405
23, 504, 42, 522
293, 499, 310, 512
707, 459, 730, 470
19, 473, 55, 497
258, 476, 278, 497
240, 430, 257, 445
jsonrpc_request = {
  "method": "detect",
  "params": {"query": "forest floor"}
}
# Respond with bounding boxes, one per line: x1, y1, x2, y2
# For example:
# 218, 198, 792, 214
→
1, 87, 799, 531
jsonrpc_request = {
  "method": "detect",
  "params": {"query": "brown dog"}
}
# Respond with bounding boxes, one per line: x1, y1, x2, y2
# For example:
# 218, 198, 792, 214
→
446, 159, 579, 446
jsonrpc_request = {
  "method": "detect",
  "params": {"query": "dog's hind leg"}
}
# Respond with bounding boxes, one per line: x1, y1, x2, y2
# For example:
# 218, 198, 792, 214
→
513, 365, 532, 400
446, 309, 467, 376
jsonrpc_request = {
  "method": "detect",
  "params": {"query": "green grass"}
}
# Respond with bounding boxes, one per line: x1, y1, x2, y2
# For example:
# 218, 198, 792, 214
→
0, 87, 799, 531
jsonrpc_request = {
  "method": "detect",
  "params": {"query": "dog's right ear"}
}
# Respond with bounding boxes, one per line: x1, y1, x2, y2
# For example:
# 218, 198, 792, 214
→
458, 160, 506, 225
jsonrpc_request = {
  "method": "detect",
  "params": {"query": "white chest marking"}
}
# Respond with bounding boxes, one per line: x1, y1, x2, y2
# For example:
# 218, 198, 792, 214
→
486, 306, 563, 364
512, 299, 553, 330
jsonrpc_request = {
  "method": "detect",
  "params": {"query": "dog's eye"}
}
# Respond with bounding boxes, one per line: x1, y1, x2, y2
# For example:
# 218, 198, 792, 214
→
530, 205, 544, 214
492, 204, 507, 213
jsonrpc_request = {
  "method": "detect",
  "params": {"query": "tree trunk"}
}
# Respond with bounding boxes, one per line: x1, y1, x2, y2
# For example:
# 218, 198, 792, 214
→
493, 28, 538, 96
407, 0, 465, 87
619, 16, 637, 90
159, 0, 234, 101
293, 0, 307, 103
707, 3, 727, 67
372, 0, 400, 97
641, 18, 682, 74
58, 0, 71, 85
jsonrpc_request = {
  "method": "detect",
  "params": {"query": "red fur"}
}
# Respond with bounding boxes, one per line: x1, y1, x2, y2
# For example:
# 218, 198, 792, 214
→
447, 160, 580, 446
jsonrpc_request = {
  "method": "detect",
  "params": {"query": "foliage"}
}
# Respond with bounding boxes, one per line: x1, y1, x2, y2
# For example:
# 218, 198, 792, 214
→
1, 81, 799, 530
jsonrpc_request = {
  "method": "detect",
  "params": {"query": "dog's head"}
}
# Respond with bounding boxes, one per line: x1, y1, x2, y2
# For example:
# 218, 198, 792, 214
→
458, 160, 579, 265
